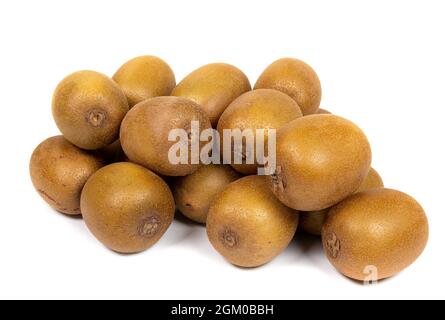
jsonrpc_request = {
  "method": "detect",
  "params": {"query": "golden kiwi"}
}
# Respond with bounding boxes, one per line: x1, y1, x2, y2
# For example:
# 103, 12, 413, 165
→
356, 167, 384, 193
52, 70, 129, 150
269, 114, 372, 211
322, 188, 429, 281
254, 58, 322, 115
113, 55, 176, 108
120, 96, 212, 176
299, 210, 328, 236
207, 175, 299, 267
29, 136, 105, 215
172, 63, 251, 126
80, 162, 175, 253
173, 164, 241, 224
99, 140, 128, 164
217, 89, 303, 175
300, 167, 384, 235
317, 108, 331, 114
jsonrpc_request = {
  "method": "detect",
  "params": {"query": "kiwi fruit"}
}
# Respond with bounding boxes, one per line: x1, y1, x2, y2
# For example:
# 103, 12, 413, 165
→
207, 175, 299, 267
217, 89, 303, 175
80, 162, 175, 253
120, 96, 212, 176
52, 70, 129, 150
322, 188, 429, 281
173, 164, 241, 224
317, 108, 331, 114
171, 63, 251, 126
99, 140, 128, 164
254, 58, 322, 115
113, 55, 176, 108
29, 136, 105, 215
300, 167, 384, 235
299, 210, 327, 236
356, 167, 384, 193
269, 114, 372, 211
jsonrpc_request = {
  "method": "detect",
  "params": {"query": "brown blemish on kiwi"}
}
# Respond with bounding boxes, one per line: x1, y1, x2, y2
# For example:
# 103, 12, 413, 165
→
325, 232, 341, 259
186, 128, 193, 143
38, 189, 58, 205
271, 166, 286, 193
220, 229, 239, 248
138, 215, 162, 238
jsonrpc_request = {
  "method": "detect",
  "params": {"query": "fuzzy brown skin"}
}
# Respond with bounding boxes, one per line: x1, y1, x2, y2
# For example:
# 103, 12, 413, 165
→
317, 108, 331, 114
120, 96, 212, 176
52, 71, 129, 150
356, 167, 384, 193
217, 89, 303, 175
81, 162, 175, 253
254, 58, 322, 115
299, 210, 328, 236
300, 167, 384, 235
322, 188, 429, 281
29, 136, 105, 215
171, 63, 251, 127
113, 55, 176, 108
173, 165, 241, 224
207, 175, 299, 268
99, 140, 128, 164
269, 114, 372, 211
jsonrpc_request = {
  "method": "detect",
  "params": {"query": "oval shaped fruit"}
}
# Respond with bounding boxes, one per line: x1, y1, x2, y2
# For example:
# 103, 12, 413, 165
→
269, 114, 372, 211
173, 164, 241, 224
120, 96, 212, 176
113, 55, 176, 107
29, 136, 105, 215
52, 70, 129, 150
171, 63, 251, 126
207, 175, 299, 267
81, 162, 175, 253
300, 167, 384, 235
254, 58, 322, 115
322, 188, 429, 281
217, 89, 303, 175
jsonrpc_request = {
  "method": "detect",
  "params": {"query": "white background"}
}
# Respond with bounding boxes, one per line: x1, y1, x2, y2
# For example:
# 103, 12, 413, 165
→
1, 0, 444, 300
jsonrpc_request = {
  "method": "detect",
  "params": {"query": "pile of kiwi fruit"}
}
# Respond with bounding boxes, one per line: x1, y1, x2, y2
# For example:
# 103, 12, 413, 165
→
30, 55, 429, 282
